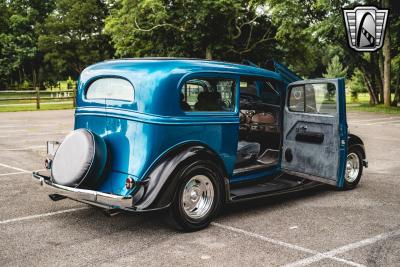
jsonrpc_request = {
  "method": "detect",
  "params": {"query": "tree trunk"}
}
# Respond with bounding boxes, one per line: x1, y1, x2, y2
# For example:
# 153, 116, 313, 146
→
206, 46, 212, 60
32, 66, 37, 89
359, 64, 378, 105
393, 73, 400, 106
361, 70, 378, 105
373, 53, 383, 103
378, 52, 384, 102
382, 0, 391, 106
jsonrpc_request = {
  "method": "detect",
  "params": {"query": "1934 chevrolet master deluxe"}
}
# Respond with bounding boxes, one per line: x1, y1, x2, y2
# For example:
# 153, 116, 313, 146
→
33, 58, 367, 231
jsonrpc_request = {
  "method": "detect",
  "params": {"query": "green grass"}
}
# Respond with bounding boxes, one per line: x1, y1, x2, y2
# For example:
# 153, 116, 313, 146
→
346, 93, 370, 104
345, 93, 400, 115
347, 103, 400, 115
0, 103, 74, 112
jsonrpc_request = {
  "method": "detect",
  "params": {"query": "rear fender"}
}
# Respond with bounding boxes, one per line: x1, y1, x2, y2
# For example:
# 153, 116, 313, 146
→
134, 143, 229, 211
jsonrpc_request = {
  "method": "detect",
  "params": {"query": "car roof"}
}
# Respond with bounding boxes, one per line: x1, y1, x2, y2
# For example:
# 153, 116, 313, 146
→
83, 58, 281, 80
78, 58, 283, 116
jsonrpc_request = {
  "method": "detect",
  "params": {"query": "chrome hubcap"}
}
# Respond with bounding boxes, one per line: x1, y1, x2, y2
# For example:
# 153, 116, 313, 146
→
182, 175, 214, 219
345, 152, 360, 183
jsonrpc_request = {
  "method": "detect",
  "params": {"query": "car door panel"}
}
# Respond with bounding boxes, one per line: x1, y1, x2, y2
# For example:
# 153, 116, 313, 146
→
282, 79, 346, 186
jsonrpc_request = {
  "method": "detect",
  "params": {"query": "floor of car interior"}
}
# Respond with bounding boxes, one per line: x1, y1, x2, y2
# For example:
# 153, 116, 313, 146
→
233, 149, 279, 175
257, 149, 279, 165
230, 176, 303, 200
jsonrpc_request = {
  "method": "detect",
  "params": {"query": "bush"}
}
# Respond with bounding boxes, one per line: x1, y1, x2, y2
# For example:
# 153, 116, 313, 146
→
348, 68, 367, 102
66, 76, 74, 89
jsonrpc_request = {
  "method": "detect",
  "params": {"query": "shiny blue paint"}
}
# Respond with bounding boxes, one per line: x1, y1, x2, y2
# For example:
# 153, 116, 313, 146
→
75, 59, 281, 196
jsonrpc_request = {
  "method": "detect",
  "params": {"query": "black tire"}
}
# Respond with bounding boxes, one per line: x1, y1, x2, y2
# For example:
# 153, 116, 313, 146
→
167, 160, 224, 232
343, 146, 363, 190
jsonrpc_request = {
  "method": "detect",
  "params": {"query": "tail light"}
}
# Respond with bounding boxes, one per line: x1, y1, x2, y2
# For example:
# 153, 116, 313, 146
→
125, 177, 135, 189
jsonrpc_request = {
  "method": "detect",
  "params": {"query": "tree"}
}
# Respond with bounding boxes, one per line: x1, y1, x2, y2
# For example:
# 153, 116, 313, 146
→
38, 0, 113, 80
382, 0, 391, 106
323, 55, 348, 78
105, 0, 280, 65
348, 68, 367, 101
0, 0, 55, 88
265, 0, 397, 105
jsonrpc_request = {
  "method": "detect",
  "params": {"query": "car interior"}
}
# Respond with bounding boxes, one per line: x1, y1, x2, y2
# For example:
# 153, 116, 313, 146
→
234, 78, 281, 174
180, 79, 235, 112
180, 77, 282, 175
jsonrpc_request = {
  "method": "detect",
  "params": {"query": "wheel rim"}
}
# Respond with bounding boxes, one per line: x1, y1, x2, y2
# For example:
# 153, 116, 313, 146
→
181, 175, 214, 220
345, 152, 360, 183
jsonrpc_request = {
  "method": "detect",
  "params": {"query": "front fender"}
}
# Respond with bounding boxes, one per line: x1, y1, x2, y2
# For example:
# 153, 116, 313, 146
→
133, 144, 229, 211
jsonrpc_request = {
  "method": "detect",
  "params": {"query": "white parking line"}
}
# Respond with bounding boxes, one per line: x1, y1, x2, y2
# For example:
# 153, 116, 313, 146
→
363, 120, 400, 126
211, 222, 364, 267
348, 117, 397, 123
0, 163, 31, 173
283, 229, 400, 267
0, 171, 27, 177
0, 146, 44, 151
0, 124, 68, 129
0, 207, 89, 225
0, 132, 67, 138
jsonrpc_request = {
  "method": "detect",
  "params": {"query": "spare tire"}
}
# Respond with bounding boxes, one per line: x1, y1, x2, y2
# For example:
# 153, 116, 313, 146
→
51, 129, 107, 188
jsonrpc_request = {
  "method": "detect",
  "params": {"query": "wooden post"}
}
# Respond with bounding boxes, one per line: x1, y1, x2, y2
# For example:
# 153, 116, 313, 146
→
36, 87, 40, 110
73, 82, 77, 107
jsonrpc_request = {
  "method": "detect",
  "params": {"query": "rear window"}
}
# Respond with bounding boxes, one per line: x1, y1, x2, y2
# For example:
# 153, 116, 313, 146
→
86, 78, 134, 101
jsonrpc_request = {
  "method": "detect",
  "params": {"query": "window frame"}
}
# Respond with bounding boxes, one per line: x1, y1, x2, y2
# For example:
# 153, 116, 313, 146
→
85, 76, 135, 103
287, 82, 338, 116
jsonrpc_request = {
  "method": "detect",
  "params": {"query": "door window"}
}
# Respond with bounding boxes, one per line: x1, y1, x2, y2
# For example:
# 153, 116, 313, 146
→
288, 83, 336, 115
180, 78, 236, 112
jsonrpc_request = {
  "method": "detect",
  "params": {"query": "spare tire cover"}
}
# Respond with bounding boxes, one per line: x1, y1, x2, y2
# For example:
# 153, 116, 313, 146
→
51, 129, 107, 188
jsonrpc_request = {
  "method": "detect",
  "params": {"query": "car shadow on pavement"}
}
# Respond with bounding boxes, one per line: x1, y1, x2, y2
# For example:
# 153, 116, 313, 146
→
57, 184, 333, 233
218, 184, 333, 219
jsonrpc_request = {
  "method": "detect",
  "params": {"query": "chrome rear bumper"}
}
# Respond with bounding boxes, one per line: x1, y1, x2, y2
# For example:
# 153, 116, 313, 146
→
32, 171, 134, 210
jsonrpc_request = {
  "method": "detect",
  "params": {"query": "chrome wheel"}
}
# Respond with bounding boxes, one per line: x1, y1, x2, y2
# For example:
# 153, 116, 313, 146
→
345, 152, 360, 183
182, 175, 214, 220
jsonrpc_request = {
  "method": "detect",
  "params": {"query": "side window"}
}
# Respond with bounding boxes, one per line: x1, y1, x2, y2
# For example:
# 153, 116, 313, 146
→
259, 80, 280, 105
288, 83, 337, 114
86, 78, 134, 102
240, 78, 280, 105
180, 78, 236, 112
240, 80, 257, 96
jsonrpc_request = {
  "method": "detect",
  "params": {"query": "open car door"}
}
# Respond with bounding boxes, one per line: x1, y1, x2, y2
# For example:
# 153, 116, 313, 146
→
282, 78, 347, 187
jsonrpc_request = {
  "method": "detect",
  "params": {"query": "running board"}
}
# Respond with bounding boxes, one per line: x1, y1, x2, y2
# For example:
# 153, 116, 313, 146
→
229, 176, 319, 201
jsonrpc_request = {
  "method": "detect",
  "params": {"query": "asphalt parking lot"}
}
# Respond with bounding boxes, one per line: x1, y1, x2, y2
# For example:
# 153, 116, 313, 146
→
0, 110, 399, 267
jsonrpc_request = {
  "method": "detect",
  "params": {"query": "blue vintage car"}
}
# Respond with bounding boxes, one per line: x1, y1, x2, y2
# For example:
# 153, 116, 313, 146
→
33, 58, 367, 231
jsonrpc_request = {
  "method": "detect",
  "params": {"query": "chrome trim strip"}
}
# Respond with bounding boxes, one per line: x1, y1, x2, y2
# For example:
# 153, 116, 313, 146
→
32, 172, 134, 210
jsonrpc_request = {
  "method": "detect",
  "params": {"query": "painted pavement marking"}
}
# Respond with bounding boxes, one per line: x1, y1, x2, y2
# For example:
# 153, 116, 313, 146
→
0, 207, 89, 225
211, 222, 364, 267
